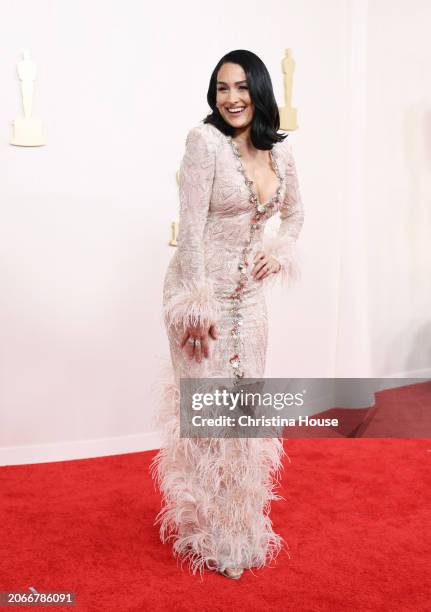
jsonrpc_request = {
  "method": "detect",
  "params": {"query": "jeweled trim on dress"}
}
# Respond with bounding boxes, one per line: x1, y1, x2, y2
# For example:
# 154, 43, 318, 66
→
226, 136, 284, 381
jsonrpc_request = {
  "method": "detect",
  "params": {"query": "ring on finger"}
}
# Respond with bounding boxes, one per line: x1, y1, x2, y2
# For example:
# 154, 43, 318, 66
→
187, 337, 195, 345
194, 338, 201, 347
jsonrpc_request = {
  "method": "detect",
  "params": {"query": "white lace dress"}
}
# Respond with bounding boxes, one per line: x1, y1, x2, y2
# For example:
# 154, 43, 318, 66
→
150, 121, 304, 575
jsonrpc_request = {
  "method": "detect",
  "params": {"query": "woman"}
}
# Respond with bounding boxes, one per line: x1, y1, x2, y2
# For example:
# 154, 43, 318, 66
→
150, 49, 304, 579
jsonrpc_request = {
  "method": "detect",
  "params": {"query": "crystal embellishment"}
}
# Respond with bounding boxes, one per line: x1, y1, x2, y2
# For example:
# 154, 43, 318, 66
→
226, 135, 283, 380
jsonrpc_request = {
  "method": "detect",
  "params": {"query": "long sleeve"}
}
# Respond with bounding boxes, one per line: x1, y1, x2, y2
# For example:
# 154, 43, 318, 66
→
264, 138, 305, 286
164, 125, 220, 331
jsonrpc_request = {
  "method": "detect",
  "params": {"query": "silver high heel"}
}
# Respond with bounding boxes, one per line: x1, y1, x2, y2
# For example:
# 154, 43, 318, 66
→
220, 566, 244, 580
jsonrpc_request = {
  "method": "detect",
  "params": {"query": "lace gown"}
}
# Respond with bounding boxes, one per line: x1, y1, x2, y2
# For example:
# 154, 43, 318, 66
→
150, 121, 304, 575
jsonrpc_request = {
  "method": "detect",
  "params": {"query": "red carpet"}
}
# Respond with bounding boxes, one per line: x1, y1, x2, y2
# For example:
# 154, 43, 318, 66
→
1, 390, 430, 611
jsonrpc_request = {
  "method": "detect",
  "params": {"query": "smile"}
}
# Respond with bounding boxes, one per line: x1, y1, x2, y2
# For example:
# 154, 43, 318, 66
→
226, 106, 246, 115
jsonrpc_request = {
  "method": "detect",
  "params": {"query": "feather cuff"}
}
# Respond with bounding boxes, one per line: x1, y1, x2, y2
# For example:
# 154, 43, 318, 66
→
262, 233, 301, 288
163, 279, 220, 331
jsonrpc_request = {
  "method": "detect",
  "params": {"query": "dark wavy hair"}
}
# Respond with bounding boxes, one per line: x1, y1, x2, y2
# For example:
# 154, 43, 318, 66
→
203, 49, 287, 150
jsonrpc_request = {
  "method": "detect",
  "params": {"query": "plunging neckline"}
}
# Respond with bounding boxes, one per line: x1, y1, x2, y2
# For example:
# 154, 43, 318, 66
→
227, 136, 282, 207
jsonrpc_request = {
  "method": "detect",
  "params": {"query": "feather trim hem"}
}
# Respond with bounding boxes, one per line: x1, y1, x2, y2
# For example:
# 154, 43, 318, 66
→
149, 367, 290, 577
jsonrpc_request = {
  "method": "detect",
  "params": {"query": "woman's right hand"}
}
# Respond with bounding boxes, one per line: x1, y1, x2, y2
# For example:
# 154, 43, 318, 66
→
180, 322, 218, 363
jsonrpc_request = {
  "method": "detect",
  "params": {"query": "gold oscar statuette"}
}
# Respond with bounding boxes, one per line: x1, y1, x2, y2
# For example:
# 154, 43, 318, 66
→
169, 221, 178, 246
10, 50, 46, 146
279, 48, 298, 131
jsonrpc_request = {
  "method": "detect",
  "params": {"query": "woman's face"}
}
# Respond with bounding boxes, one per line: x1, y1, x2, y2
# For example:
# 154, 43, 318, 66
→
216, 62, 254, 129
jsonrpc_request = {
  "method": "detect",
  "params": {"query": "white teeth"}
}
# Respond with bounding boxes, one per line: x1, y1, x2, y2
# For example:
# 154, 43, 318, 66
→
227, 107, 245, 113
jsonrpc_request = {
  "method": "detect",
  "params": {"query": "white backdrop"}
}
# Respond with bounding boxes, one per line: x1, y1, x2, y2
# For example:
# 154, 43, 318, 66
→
0, 0, 429, 465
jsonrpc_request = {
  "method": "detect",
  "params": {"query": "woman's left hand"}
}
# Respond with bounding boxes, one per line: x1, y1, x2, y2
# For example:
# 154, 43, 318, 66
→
251, 251, 281, 281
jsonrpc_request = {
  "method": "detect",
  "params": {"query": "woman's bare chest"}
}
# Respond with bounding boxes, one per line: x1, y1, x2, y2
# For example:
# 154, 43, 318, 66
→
240, 154, 280, 205
211, 138, 284, 216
